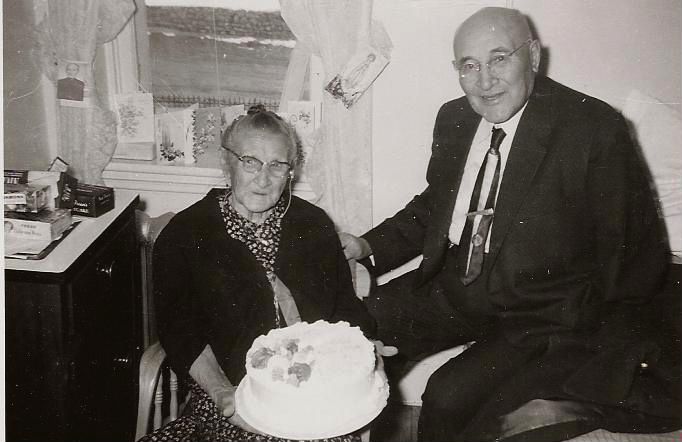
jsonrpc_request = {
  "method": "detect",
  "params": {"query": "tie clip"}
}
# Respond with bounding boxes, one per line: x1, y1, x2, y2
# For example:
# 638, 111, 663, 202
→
466, 208, 494, 217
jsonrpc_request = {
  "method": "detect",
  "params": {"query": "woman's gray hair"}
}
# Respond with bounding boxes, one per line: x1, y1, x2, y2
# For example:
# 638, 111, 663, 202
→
221, 104, 303, 167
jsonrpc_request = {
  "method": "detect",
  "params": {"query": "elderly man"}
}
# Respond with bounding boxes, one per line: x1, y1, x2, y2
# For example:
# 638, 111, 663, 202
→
341, 6, 680, 442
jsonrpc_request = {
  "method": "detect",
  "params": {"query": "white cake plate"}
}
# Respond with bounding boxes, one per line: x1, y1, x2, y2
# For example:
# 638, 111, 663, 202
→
235, 371, 389, 440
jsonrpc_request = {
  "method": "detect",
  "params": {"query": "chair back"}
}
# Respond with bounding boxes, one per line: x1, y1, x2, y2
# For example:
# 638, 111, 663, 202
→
136, 211, 177, 346
135, 342, 186, 441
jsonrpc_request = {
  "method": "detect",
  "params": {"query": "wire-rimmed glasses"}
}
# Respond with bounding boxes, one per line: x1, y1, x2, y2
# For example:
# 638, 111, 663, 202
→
453, 39, 532, 79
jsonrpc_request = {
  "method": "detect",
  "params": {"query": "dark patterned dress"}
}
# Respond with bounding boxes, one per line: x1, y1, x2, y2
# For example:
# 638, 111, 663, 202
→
139, 382, 360, 442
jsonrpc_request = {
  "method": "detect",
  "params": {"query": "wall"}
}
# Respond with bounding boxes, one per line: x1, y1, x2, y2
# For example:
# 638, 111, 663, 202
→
3, 1, 55, 170
516, 0, 682, 113
371, 0, 682, 228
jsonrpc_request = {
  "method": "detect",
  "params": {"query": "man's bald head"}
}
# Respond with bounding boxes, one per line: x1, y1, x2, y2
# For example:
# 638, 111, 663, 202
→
452, 7, 540, 123
454, 7, 533, 53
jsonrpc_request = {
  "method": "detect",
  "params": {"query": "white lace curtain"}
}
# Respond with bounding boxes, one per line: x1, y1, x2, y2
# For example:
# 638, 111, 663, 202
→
279, 0, 391, 235
38, 0, 135, 183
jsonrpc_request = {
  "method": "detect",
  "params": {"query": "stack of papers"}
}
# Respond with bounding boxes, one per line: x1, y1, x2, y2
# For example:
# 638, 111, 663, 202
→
5, 221, 79, 260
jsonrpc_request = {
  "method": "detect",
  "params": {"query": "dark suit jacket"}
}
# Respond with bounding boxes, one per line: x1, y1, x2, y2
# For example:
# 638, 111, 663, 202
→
154, 189, 376, 383
363, 77, 681, 428
365, 76, 667, 342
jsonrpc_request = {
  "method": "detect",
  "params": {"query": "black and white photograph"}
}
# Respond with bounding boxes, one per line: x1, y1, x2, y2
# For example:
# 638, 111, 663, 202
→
3, 1, 681, 442
57, 62, 86, 102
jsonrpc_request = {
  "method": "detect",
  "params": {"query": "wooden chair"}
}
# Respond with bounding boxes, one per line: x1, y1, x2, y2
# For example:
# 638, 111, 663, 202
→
135, 342, 186, 441
136, 210, 177, 347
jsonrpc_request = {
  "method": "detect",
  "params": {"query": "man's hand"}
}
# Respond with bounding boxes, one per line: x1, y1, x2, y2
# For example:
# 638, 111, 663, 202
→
372, 340, 398, 374
338, 232, 372, 260
372, 340, 399, 358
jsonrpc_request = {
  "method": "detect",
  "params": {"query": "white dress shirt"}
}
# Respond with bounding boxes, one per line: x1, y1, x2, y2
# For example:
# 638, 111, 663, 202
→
448, 103, 528, 251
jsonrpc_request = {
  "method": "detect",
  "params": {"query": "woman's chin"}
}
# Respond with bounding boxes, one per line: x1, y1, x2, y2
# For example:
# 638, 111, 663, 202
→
240, 201, 276, 219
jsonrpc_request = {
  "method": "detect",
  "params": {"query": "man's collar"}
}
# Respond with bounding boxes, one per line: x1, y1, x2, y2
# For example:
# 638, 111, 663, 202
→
495, 101, 528, 134
478, 101, 529, 138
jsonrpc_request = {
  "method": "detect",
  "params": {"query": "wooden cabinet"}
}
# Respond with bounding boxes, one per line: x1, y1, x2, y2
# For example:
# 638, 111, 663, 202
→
5, 191, 143, 442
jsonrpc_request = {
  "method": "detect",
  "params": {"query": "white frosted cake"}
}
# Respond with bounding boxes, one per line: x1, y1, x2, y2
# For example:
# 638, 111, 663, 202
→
237, 320, 389, 439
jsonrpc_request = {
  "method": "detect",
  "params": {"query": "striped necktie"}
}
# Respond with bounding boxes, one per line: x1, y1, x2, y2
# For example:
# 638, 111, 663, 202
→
460, 127, 506, 285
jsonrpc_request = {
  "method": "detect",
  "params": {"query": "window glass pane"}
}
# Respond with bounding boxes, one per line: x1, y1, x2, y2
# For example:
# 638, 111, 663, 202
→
144, 0, 299, 111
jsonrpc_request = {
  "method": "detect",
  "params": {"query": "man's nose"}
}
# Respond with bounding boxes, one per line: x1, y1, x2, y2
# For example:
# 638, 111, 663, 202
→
477, 66, 497, 90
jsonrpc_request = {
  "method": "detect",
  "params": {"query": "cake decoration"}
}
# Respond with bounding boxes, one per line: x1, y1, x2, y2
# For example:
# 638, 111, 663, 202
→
236, 320, 389, 439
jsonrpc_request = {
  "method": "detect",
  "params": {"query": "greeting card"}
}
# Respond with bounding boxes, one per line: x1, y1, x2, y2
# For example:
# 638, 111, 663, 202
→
156, 104, 197, 165
325, 45, 389, 108
115, 93, 155, 143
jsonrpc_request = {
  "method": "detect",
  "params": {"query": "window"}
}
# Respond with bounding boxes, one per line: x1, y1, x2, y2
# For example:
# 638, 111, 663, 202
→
139, 0, 303, 112
101, 0, 320, 209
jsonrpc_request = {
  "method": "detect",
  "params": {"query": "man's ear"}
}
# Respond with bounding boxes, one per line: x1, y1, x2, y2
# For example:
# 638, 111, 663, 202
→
530, 39, 542, 73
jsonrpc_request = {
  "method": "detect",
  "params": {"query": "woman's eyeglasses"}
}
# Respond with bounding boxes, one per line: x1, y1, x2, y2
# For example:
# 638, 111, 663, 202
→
223, 146, 292, 178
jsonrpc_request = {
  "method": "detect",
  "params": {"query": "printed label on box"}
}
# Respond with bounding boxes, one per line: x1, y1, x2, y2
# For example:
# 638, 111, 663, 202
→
5, 193, 27, 205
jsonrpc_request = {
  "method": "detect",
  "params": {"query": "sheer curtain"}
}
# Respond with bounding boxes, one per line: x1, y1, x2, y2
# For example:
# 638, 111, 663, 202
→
38, 0, 135, 183
280, 0, 391, 235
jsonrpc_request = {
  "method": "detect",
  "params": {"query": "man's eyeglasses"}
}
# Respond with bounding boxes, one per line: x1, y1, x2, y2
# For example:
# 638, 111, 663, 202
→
223, 146, 292, 178
453, 39, 532, 79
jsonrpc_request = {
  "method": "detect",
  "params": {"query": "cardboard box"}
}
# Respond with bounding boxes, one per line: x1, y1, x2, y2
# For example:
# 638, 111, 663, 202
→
4, 170, 78, 209
4, 184, 51, 213
4, 170, 29, 185
5, 208, 73, 241
73, 184, 115, 217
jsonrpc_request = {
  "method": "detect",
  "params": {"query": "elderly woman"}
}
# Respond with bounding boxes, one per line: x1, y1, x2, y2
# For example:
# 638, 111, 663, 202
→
142, 105, 376, 442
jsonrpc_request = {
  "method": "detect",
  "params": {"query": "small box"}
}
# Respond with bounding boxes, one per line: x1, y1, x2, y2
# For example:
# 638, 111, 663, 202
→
5, 208, 73, 241
4, 170, 78, 209
4, 184, 51, 213
4, 170, 29, 185
73, 184, 115, 217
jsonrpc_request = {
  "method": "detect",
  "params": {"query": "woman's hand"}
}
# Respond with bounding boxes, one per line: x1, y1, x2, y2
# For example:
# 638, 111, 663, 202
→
229, 412, 264, 435
212, 386, 238, 418
213, 386, 265, 435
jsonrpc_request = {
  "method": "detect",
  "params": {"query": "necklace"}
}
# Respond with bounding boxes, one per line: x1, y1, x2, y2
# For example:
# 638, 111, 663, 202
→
267, 271, 281, 328
219, 189, 284, 328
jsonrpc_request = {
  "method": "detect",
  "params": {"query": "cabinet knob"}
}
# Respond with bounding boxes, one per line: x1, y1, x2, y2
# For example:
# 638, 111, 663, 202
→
113, 356, 131, 369
96, 260, 115, 278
